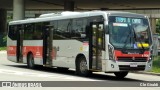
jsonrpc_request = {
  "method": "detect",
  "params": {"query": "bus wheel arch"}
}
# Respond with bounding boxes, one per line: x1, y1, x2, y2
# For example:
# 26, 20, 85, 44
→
75, 54, 91, 76
27, 52, 35, 69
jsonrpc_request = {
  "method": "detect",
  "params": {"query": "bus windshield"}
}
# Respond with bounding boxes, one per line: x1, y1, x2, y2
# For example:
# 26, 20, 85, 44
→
108, 16, 151, 49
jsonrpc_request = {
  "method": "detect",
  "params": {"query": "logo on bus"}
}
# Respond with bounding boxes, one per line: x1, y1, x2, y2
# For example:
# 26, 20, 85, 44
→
132, 57, 135, 60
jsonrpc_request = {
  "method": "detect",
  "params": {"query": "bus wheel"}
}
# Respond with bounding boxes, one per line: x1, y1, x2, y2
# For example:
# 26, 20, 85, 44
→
114, 71, 128, 79
76, 57, 90, 76
27, 53, 35, 69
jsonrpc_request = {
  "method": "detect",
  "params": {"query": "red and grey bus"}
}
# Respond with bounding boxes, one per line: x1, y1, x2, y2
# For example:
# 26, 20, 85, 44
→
7, 11, 153, 78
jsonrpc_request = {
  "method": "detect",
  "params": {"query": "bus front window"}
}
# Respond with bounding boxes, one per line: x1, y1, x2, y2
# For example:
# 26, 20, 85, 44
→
108, 16, 151, 49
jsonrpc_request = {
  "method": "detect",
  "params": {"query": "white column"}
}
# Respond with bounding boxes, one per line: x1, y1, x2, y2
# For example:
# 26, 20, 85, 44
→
13, 0, 25, 20
150, 18, 156, 34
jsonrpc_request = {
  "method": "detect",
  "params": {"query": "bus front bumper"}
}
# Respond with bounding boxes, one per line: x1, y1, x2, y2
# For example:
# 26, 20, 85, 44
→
102, 60, 152, 72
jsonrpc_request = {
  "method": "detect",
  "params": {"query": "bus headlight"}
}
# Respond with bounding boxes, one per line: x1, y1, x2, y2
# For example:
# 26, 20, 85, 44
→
148, 56, 152, 63
148, 48, 153, 63
108, 45, 115, 60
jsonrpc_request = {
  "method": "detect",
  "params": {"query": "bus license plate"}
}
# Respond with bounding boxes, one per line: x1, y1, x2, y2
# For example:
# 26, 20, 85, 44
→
130, 63, 138, 67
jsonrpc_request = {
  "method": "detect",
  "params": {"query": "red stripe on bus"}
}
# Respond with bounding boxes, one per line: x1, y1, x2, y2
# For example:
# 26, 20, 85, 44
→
7, 46, 16, 56
23, 46, 43, 58
7, 46, 55, 59
114, 50, 150, 61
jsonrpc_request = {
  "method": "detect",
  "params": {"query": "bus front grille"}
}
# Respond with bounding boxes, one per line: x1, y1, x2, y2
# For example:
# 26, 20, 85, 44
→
117, 57, 147, 62
119, 65, 145, 71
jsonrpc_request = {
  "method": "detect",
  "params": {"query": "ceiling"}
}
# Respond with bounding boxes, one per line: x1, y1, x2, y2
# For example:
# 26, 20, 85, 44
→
1, 0, 160, 10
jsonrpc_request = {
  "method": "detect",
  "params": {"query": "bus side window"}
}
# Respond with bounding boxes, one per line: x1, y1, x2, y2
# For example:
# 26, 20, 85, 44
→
24, 24, 34, 40
33, 23, 43, 40
51, 21, 58, 40
71, 18, 88, 39
57, 20, 70, 39
8, 25, 17, 40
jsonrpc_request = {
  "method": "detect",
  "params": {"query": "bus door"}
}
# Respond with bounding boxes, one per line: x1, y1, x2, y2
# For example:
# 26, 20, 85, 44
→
43, 25, 53, 67
16, 25, 23, 63
90, 22, 104, 70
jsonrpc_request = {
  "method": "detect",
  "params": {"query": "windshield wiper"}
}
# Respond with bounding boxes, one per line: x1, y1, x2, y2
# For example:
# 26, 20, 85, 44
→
121, 24, 132, 53
132, 27, 145, 53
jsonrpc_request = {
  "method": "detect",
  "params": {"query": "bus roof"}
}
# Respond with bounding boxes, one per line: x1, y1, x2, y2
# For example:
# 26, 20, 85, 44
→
9, 11, 147, 25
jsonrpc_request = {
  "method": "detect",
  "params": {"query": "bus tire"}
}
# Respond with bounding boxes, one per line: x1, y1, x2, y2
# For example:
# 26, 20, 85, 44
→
27, 53, 35, 69
114, 71, 128, 79
76, 57, 90, 76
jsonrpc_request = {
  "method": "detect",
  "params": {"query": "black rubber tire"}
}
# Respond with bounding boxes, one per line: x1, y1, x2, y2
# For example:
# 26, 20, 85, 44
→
76, 57, 91, 76
114, 72, 128, 79
27, 53, 35, 69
